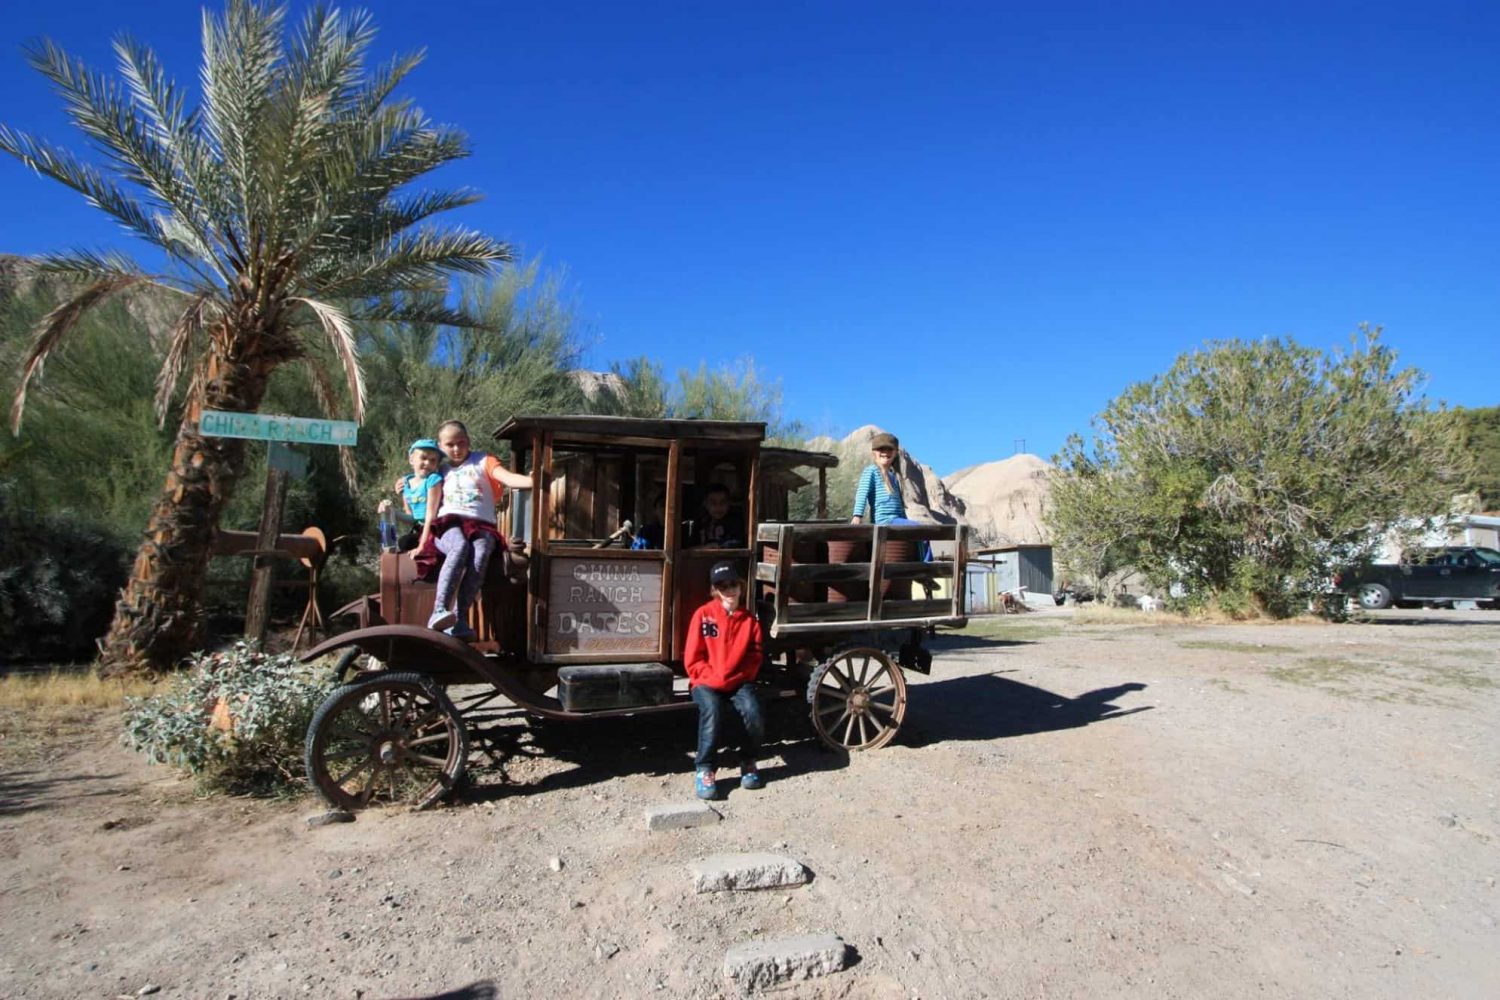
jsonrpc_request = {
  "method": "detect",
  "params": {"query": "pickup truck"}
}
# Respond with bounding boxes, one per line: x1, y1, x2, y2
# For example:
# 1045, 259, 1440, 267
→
1334, 546, 1500, 610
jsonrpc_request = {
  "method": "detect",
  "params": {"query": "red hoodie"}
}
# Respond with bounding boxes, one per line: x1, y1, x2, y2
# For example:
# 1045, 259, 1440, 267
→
683, 597, 763, 691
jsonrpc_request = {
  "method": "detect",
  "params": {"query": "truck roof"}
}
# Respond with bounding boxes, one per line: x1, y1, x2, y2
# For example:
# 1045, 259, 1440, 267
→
493, 414, 767, 443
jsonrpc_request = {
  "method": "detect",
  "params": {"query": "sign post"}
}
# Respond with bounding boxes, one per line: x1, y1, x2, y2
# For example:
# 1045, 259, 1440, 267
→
199, 412, 357, 646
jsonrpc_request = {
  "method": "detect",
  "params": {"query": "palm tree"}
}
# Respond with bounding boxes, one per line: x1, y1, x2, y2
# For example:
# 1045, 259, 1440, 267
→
0, 1, 512, 674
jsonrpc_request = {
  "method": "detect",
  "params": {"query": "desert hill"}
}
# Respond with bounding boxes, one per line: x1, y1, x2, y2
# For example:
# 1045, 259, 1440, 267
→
944, 452, 1053, 546
807, 425, 1053, 546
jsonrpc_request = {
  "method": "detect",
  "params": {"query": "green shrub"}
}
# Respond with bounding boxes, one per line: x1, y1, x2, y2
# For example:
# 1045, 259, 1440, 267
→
122, 641, 335, 795
0, 487, 130, 663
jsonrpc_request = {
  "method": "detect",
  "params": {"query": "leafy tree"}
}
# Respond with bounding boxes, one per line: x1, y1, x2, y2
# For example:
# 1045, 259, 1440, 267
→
1045, 329, 1468, 616
0, 288, 182, 539
1, 2, 510, 673
352, 265, 589, 515
594, 356, 671, 419
596, 356, 804, 440
1448, 405, 1500, 510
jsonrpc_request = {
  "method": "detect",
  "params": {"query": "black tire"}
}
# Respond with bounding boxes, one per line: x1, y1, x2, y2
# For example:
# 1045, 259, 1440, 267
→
1356, 583, 1393, 610
331, 647, 377, 684
305, 672, 467, 812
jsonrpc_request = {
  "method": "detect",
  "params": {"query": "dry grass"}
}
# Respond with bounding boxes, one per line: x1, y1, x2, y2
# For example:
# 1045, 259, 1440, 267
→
0, 669, 159, 766
957, 616, 1065, 642
0, 668, 158, 711
1267, 655, 1495, 706
1072, 605, 1333, 628
1071, 606, 1194, 626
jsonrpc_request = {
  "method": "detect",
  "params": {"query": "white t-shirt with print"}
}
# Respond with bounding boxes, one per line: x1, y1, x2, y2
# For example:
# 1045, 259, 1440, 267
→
437, 452, 501, 524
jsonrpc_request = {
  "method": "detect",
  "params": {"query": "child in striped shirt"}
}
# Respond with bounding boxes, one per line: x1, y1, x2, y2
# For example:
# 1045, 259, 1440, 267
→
851, 431, 907, 524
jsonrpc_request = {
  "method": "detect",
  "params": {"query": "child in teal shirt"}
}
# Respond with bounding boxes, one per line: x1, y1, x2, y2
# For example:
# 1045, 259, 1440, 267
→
379, 438, 444, 552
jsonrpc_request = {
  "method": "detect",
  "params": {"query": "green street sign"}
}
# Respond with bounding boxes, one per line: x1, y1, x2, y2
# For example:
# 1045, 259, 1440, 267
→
200, 410, 358, 446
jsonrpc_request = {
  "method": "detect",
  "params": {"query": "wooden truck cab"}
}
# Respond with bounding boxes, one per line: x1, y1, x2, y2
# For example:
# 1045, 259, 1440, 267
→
494, 415, 768, 667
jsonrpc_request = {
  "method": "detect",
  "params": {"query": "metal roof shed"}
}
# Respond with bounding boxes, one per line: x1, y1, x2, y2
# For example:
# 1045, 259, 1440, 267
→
971, 544, 1054, 596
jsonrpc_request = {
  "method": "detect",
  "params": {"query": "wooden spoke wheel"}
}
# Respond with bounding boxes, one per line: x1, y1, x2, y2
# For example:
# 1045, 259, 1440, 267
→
807, 647, 907, 751
305, 672, 468, 811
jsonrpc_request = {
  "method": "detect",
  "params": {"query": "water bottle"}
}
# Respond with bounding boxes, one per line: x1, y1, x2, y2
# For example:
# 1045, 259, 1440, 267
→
378, 507, 398, 552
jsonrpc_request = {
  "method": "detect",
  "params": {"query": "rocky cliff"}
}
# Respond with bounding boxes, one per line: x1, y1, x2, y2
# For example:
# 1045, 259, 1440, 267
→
807, 425, 1052, 546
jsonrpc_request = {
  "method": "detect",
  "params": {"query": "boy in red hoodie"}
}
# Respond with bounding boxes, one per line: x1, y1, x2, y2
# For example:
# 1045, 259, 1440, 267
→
684, 561, 765, 799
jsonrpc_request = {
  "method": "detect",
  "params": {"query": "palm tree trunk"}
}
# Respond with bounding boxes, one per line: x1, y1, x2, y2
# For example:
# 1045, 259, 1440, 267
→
99, 353, 272, 676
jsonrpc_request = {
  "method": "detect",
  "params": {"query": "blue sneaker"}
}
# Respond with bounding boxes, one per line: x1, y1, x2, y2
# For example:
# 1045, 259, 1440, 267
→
427, 606, 456, 631
740, 765, 764, 791
446, 621, 477, 642
694, 768, 717, 800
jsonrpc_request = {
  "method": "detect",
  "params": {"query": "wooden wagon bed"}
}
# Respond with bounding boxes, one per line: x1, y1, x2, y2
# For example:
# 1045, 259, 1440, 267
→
757, 521, 967, 636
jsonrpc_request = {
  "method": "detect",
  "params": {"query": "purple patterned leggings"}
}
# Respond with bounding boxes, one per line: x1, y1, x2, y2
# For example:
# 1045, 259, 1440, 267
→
434, 525, 497, 618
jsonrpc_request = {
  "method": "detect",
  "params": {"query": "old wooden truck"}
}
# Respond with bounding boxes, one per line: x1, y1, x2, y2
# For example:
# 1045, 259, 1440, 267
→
302, 415, 967, 810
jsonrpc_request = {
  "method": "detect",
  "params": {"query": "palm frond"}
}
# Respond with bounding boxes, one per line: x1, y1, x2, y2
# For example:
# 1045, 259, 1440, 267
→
199, 0, 285, 251
352, 298, 491, 331
298, 4, 377, 98
153, 293, 217, 425
11, 275, 144, 433
268, 6, 372, 233
299, 354, 360, 491
353, 188, 485, 244
362, 58, 429, 128
111, 36, 236, 261
26, 248, 151, 283
314, 229, 512, 299
23, 38, 232, 286
0, 126, 161, 242
290, 296, 365, 421
284, 108, 467, 261
112, 35, 196, 149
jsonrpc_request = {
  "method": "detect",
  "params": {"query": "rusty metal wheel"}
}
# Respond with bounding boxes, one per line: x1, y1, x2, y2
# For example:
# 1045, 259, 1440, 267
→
807, 647, 907, 751
305, 672, 468, 811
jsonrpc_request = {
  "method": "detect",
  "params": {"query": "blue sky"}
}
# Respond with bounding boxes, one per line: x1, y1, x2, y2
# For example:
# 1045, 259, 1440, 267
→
2, 1, 1497, 475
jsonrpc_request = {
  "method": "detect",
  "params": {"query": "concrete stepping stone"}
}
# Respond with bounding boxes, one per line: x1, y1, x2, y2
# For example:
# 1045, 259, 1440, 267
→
644, 801, 721, 831
723, 933, 848, 991
691, 853, 809, 893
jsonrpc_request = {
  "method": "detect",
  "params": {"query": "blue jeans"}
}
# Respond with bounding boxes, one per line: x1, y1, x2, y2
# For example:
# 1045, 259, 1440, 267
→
691, 684, 764, 770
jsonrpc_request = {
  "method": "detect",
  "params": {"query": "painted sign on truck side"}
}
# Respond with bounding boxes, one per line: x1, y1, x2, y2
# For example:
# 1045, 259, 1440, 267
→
546, 557, 663, 654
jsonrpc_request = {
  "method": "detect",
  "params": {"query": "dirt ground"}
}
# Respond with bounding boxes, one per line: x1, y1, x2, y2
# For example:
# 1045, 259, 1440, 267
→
2, 607, 1497, 999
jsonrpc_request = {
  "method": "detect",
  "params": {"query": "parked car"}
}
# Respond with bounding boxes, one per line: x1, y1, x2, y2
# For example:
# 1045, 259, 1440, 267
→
1053, 583, 1095, 605
1334, 546, 1500, 610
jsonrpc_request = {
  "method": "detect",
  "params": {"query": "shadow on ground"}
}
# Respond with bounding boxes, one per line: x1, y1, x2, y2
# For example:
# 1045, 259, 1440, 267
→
383, 982, 497, 1000
0, 769, 126, 818
460, 674, 1151, 799
463, 701, 844, 803
928, 633, 1040, 651
900, 674, 1150, 747
1353, 612, 1500, 627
